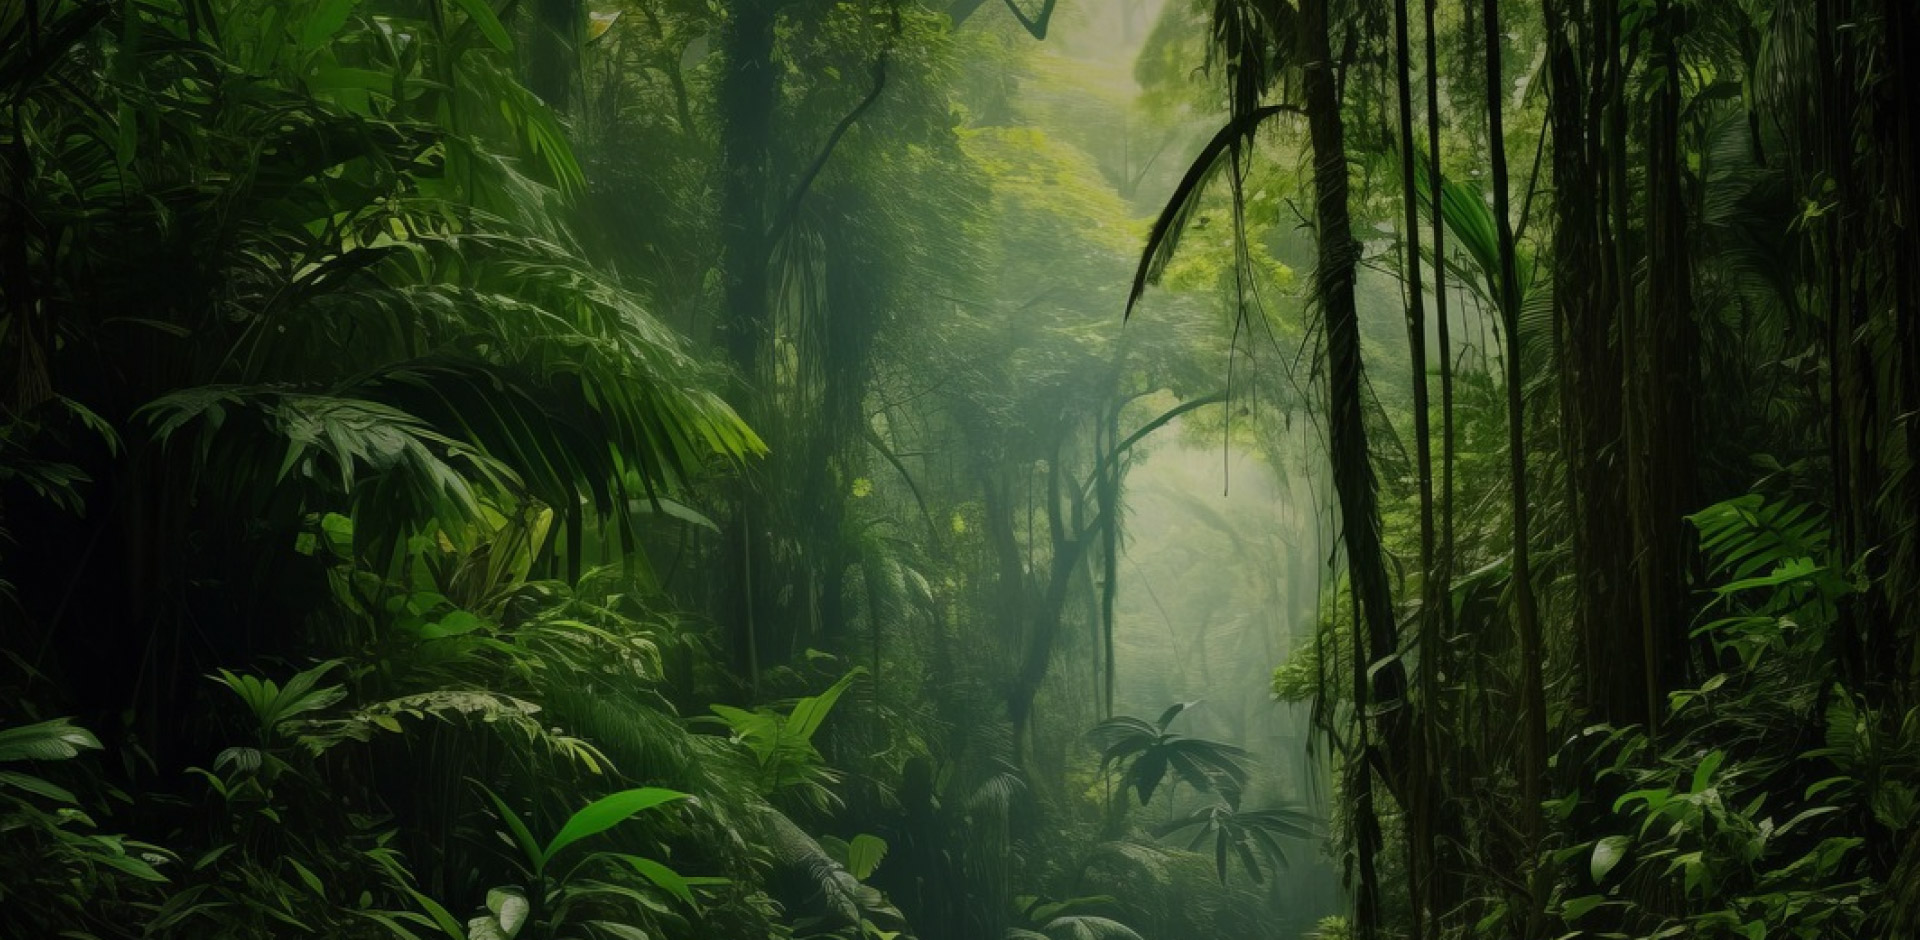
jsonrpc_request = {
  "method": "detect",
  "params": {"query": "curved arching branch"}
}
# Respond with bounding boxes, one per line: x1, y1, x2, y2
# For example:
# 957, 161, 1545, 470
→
766, 23, 896, 246
947, 0, 1058, 39
999, 0, 1059, 39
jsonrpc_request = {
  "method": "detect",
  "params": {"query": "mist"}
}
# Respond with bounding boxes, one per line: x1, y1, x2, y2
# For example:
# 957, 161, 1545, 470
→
7, 1, 1915, 939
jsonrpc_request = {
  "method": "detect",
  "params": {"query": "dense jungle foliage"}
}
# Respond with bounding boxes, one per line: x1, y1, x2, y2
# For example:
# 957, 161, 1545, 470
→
1, 0, 1916, 938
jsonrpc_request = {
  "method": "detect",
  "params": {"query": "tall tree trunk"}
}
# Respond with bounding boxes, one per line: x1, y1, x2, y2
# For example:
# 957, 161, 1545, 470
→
1301, 0, 1396, 934
1545, 0, 1649, 728
1809, 0, 1920, 703
717, 0, 779, 691
1480, 0, 1548, 930
1624, 0, 1697, 731
1879, 0, 1920, 703
1393, 0, 1439, 932
1098, 401, 1121, 719
1421, 0, 1460, 927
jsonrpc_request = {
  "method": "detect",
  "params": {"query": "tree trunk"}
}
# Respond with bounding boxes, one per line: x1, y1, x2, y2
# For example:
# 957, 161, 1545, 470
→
716, 0, 779, 690
1544, 0, 1650, 729
1480, 0, 1548, 930
1393, 0, 1439, 932
1623, 0, 1697, 731
1301, 0, 1395, 934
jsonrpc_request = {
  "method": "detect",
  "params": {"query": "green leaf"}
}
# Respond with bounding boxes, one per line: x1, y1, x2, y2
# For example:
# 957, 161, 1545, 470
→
421, 610, 487, 639
449, 0, 513, 52
458, 886, 527, 939
541, 788, 689, 866
99, 853, 168, 883
289, 858, 327, 898
486, 887, 527, 935
629, 496, 719, 532
845, 834, 888, 880
609, 853, 694, 906
1560, 895, 1605, 920
1590, 836, 1630, 884
1714, 557, 1821, 596
0, 769, 77, 803
298, 0, 361, 48
786, 668, 867, 744
1691, 749, 1726, 795
353, 909, 431, 940
0, 717, 102, 761
405, 887, 467, 940
480, 785, 545, 876
587, 923, 650, 940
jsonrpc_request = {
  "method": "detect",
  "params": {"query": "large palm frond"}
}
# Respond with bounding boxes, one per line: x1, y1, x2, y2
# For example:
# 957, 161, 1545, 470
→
1007, 896, 1146, 940
1087, 702, 1251, 807
1149, 802, 1319, 884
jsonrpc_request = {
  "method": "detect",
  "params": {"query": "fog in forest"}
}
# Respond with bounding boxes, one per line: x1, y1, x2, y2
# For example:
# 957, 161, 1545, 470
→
5, 1, 1918, 939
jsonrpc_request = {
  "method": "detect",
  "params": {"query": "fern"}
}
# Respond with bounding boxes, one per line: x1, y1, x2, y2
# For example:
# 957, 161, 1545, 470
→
143, 387, 517, 526
756, 807, 865, 926
294, 690, 610, 773
1689, 494, 1832, 581
1688, 493, 1851, 665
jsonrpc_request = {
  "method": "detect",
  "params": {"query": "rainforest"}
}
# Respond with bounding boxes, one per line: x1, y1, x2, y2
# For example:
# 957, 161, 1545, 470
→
2, 0, 1916, 938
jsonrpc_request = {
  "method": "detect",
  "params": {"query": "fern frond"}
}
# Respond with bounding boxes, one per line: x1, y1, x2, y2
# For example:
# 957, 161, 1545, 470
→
1688, 494, 1830, 580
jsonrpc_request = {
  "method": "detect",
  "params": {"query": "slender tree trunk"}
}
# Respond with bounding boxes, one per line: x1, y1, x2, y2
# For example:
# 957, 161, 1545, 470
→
717, 0, 779, 692
1098, 402, 1121, 719
1393, 0, 1439, 933
1480, 1, 1548, 931
1301, 0, 1394, 934
1421, 0, 1459, 927
1880, 0, 1920, 703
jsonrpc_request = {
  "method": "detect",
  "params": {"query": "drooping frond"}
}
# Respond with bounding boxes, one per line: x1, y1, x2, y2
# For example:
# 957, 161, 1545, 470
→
756, 807, 865, 926
1125, 104, 1291, 321
142, 386, 518, 527
293, 690, 610, 774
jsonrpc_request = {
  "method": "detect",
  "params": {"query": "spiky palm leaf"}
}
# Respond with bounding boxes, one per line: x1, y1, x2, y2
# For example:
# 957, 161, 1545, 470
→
755, 806, 906, 932
1005, 917, 1145, 940
1149, 802, 1318, 884
1689, 494, 1831, 581
1088, 702, 1251, 807
142, 386, 518, 529
11, 0, 762, 569
1125, 104, 1290, 320
1007, 896, 1145, 940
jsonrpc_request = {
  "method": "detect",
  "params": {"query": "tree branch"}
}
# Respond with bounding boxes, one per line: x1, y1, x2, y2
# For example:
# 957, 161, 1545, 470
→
765, 49, 891, 246
864, 425, 942, 549
1078, 390, 1228, 502
999, 0, 1058, 39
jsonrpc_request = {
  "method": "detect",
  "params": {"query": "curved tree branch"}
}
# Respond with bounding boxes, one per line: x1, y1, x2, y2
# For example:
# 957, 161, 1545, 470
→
999, 0, 1058, 39
864, 424, 942, 550
765, 42, 893, 247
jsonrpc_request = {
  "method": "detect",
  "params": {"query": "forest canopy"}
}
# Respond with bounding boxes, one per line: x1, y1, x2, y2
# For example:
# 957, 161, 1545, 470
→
1, 1, 1916, 940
